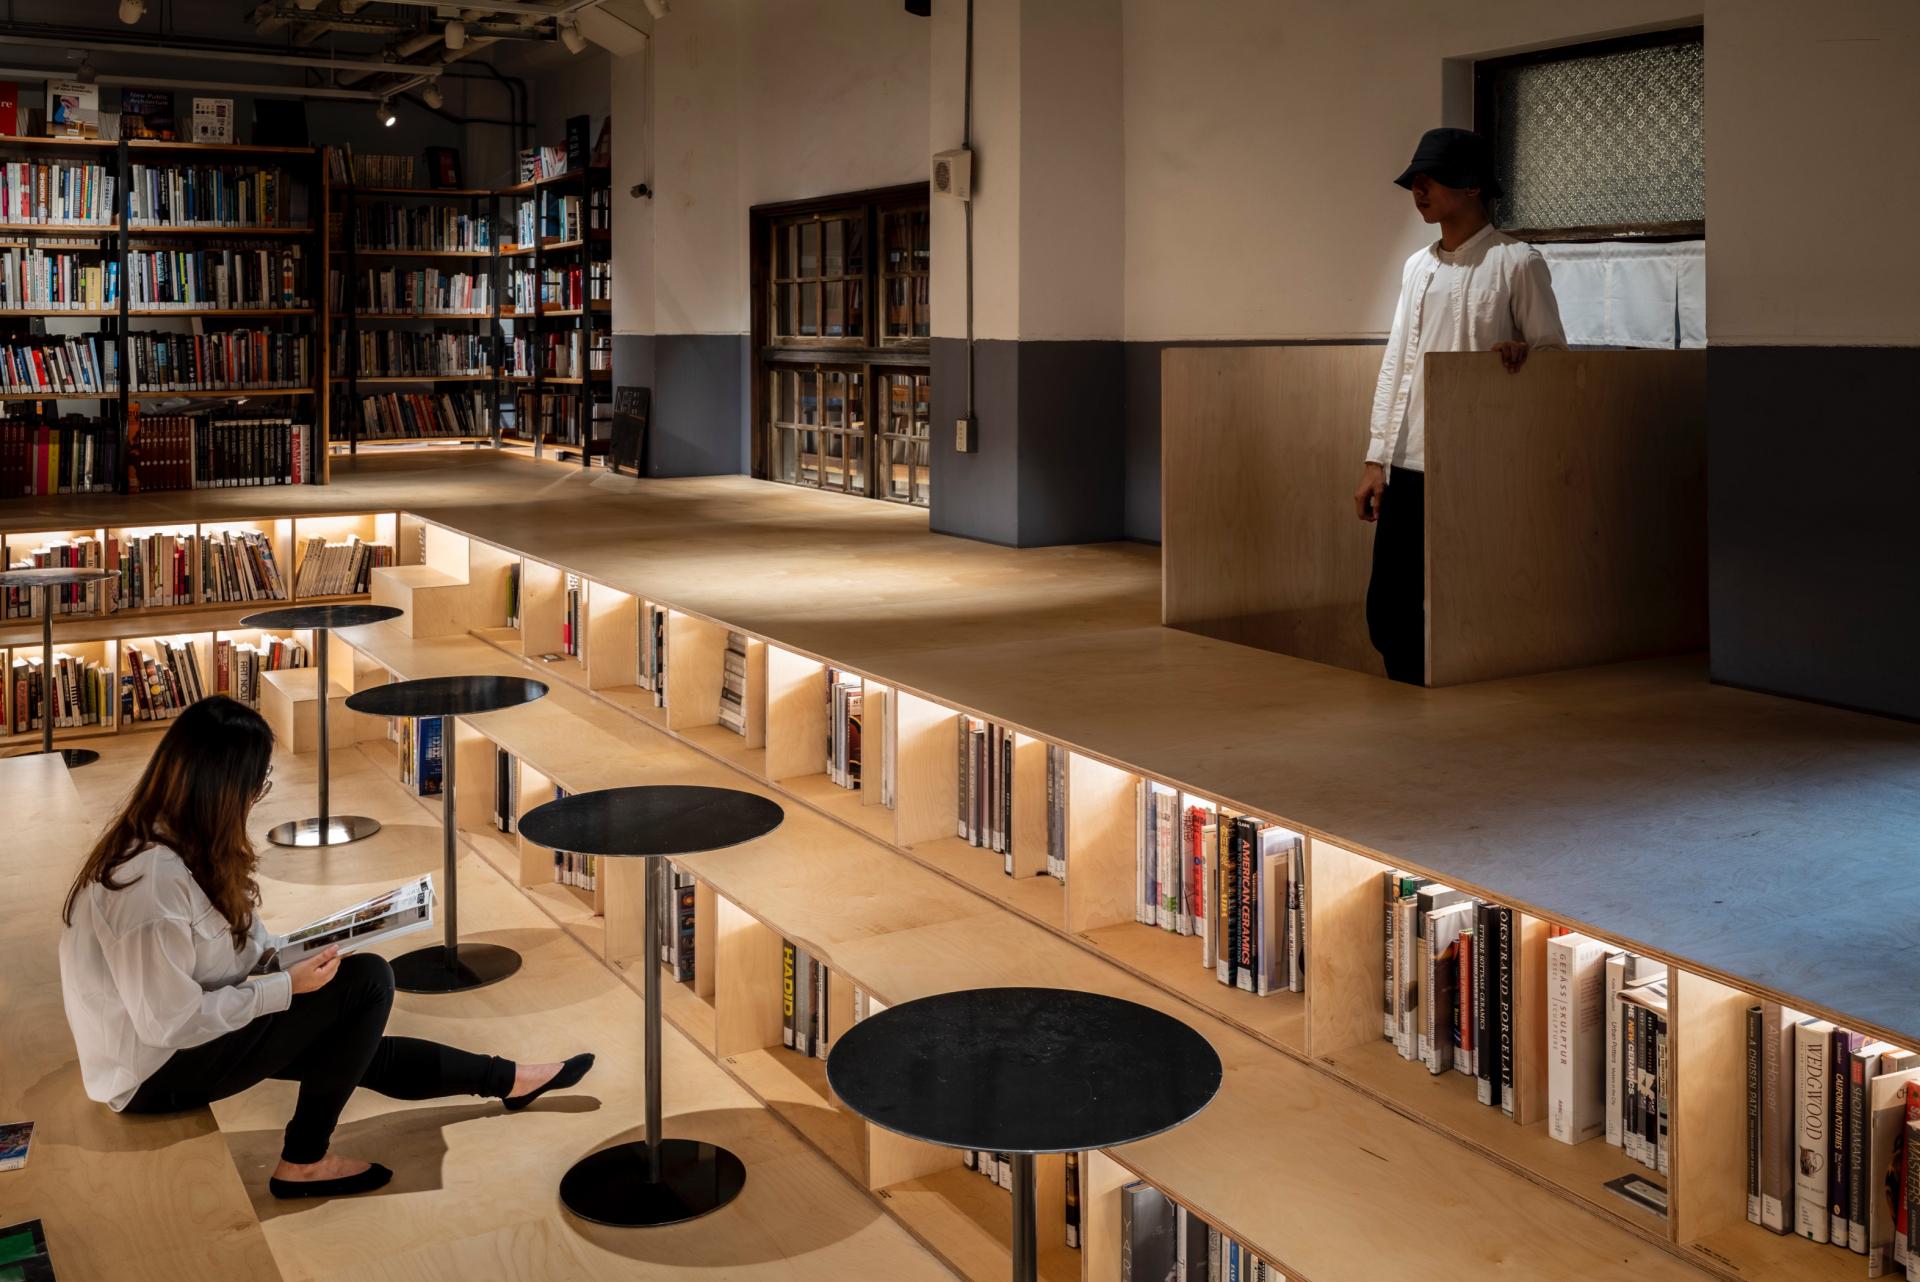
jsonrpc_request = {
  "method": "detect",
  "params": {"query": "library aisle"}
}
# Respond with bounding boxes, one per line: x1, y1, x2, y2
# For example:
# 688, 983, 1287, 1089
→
5, 734, 955, 1282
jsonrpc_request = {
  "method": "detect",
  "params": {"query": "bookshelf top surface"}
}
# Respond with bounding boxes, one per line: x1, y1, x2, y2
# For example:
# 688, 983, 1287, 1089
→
332, 186, 496, 197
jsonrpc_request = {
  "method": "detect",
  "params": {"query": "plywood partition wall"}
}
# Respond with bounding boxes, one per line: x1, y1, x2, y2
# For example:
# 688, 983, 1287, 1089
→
1423, 350, 1707, 685
1160, 344, 1386, 675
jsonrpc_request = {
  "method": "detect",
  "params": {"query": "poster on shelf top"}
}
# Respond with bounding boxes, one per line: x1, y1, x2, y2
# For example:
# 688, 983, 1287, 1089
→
191, 97, 235, 145
0, 82, 19, 137
45, 81, 99, 139
119, 88, 176, 141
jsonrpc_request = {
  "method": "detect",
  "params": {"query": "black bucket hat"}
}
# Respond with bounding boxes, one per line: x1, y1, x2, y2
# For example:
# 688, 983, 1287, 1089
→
1393, 128, 1504, 199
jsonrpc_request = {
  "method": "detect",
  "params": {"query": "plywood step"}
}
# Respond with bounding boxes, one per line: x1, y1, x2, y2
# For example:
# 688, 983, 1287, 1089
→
371, 563, 474, 638
261, 666, 371, 753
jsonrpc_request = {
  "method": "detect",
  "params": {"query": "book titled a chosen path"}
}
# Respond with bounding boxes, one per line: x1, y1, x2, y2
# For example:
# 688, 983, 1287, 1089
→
269, 876, 435, 969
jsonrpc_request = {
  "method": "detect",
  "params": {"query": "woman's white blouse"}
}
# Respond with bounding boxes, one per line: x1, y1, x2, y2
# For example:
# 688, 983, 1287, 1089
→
59, 845, 291, 1110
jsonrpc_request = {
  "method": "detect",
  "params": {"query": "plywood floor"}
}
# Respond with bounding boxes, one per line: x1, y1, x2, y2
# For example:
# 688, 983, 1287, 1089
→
13, 452, 1920, 1044
3, 733, 957, 1282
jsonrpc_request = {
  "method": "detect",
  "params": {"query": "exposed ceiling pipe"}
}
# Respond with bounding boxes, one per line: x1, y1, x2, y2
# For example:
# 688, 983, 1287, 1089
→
0, 30, 446, 76
361, 0, 604, 17
0, 63, 403, 102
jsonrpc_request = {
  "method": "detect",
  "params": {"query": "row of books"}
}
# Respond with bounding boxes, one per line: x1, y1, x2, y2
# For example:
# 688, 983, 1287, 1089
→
955, 1148, 1084, 1250
199, 528, 286, 602
336, 390, 488, 441
782, 938, 832, 1060
130, 329, 308, 391
561, 573, 582, 658
1154, 798, 1304, 996
1749, 1009, 1920, 1272
352, 202, 492, 253
516, 146, 570, 184
508, 389, 607, 448
658, 864, 696, 982
718, 631, 748, 736
8, 654, 112, 733
131, 413, 312, 491
116, 531, 192, 607
0, 160, 116, 225
508, 262, 610, 310
1383, 880, 1522, 1104
637, 603, 667, 707
124, 637, 207, 721
335, 267, 491, 314
326, 148, 414, 189
1544, 934, 1671, 1180
956, 715, 1009, 853
0, 420, 119, 497
395, 716, 444, 797
126, 163, 298, 228
291, 535, 392, 598
330, 330, 489, 380
1121, 1180, 1284, 1281
126, 246, 308, 310
493, 747, 519, 834
503, 331, 603, 379
2, 536, 112, 617
0, 246, 118, 310
0, 333, 116, 395
1043, 744, 1067, 880
213, 633, 307, 709
828, 670, 863, 789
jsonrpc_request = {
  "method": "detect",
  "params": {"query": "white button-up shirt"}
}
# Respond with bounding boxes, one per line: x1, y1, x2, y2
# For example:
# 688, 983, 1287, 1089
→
60, 844, 291, 1110
1367, 222, 1567, 475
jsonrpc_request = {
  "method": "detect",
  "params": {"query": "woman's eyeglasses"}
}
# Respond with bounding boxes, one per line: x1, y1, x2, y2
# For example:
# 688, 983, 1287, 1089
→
256, 767, 275, 802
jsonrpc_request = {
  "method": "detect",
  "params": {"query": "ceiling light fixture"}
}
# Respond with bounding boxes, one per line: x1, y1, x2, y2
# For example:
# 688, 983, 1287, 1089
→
376, 97, 397, 127
421, 81, 444, 109
117, 0, 145, 23
558, 18, 588, 54
76, 57, 98, 83
444, 18, 467, 51
642, 0, 669, 19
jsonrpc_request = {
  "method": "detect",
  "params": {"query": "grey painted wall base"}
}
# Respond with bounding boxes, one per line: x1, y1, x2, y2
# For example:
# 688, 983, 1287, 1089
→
611, 333, 749, 477
931, 338, 1126, 547
1710, 345, 1920, 721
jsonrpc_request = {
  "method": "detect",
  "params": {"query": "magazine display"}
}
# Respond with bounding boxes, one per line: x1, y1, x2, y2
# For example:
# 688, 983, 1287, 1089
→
273, 876, 435, 966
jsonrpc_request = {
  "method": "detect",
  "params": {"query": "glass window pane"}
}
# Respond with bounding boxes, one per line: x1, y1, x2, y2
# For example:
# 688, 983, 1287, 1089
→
775, 284, 796, 338
845, 278, 862, 338
914, 276, 930, 337
773, 427, 797, 483
844, 218, 865, 278
799, 221, 820, 276
824, 282, 844, 337
775, 226, 793, 279
845, 429, 866, 494
798, 371, 818, 425
798, 283, 818, 336
824, 220, 844, 277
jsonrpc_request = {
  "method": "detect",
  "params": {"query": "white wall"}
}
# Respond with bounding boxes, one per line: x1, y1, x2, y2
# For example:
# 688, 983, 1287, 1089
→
639, 0, 930, 339
1706, 0, 1920, 345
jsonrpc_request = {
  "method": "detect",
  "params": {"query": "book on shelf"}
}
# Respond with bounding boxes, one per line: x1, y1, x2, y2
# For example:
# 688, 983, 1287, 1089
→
638, 604, 666, 706
291, 535, 392, 597
562, 573, 582, 659
121, 638, 206, 722
780, 938, 830, 1060
118, 88, 175, 142
492, 746, 518, 833
199, 528, 287, 602
213, 633, 307, 708
128, 163, 298, 229
115, 531, 193, 607
1153, 798, 1302, 997
324, 147, 414, 189
1384, 880, 1518, 1106
132, 329, 308, 391
4, 535, 113, 617
333, 265, 491, 314
657, 863, 697, 981
718, 630, 749, 737
338, 390, 488, 441
271, 876, 436, 967
333, 329, 489, 381
0, 419, 118, 498
0, 1121, 31, 1173
1546, 932, 1614, 1144
188, 98, 234, 146
504, 562, 521, 630
827, 669, 862, 789
46, 81, 99, 140
956, 715, 1010, 855
0, 157, 117, 225
1120, 1179, 1281, 1281
1045, 743, 1067, 883
351, 200, 492, 253
132, 413, 308, 490
394, 716, 444, 796
9, 653, 112, 734
0, 248, 119, 312
128, 245, 308, 310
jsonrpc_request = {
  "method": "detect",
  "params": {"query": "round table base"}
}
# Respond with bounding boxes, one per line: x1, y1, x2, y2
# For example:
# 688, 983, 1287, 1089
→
390, 942, 521, 994
559, 1139, 746, 1227
267, 815, 383, 849
9, 746, 100, 769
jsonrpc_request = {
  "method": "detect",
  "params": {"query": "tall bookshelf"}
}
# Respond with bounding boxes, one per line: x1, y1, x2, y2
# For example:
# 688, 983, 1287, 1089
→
323, 159, 502, 470
498, 164, 611, 466
0, 136, 323, 496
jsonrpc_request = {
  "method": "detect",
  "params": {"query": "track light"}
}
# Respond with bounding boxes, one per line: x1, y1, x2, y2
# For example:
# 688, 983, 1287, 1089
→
376, 97, 397, 128
444, 18, 466, 51
559, 19, 588, 54
422, 82, 444, 110
642, 0, 669, 18
117, 0, 145, 23
76, 58, 98, 84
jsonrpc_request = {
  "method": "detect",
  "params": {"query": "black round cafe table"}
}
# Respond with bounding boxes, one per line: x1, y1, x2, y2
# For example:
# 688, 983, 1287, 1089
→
241, 603, 405, 848
827, 987, 1222, 1282
517, 785, 785, 1227
0, 566, 120, 767
344, 674, 547, 993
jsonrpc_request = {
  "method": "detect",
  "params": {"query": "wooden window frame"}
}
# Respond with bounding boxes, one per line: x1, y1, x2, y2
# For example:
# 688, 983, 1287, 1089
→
750, 183, 930, 503
1474, 25, 1705, 244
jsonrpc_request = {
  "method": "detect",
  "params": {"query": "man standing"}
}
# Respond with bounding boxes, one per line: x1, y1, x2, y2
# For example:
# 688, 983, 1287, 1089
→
1355, 128, 1567, 684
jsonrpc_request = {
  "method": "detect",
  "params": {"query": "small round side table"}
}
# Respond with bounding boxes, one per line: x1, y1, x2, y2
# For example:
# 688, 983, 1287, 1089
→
0, 566, 120, 768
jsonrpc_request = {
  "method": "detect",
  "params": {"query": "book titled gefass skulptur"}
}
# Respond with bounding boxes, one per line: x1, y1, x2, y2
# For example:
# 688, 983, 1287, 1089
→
268, 875, 435, 968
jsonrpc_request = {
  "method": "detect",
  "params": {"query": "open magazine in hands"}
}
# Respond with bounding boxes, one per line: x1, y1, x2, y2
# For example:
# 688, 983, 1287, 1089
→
267, 875, 436, 969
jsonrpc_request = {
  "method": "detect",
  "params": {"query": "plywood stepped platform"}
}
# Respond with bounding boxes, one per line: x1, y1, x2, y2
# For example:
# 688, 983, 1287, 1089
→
335, 616, 1717, 1282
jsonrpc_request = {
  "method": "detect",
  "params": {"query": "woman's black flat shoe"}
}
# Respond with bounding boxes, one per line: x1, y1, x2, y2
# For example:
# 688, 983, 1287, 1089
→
503, 1052, 595, 1112
269, 1163, 393, 1200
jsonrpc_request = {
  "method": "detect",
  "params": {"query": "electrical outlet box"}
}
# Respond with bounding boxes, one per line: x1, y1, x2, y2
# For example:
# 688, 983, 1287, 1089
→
955, 416, 975, 453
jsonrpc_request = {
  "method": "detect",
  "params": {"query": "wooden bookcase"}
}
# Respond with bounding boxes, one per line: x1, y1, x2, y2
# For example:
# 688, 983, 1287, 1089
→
334, 513, 1916, 1282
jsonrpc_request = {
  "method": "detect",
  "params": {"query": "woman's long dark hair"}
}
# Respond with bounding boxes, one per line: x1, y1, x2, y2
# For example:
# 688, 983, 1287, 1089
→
63, 695, 275, 946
